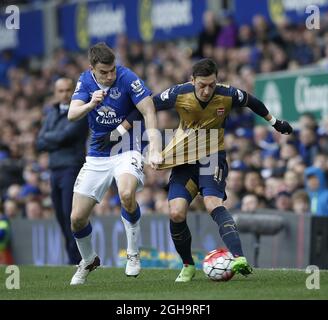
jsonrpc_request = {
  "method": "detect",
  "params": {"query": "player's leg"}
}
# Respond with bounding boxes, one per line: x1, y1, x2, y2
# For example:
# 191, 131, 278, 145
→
169, 198, 196, 282
200, 152, 252, 276
71, 193, 97, 260
70, 193, 99, 285
70, 159, 112, 285
203, 196, 252, 274
114, 150, 144, 277
168, 164, 198, 282
116, 173, 141, 276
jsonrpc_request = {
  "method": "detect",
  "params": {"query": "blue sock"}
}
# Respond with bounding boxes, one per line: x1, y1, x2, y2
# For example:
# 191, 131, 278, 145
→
72, 222, 92, 239
121, 204, 141, 224
210, 206, 244, 257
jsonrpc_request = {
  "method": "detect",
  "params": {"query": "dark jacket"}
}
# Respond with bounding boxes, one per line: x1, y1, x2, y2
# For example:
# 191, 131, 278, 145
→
36, 104, 89, 169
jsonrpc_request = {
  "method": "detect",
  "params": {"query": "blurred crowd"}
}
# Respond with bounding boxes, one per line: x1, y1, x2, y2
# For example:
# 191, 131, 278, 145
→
1, 11, 328, 222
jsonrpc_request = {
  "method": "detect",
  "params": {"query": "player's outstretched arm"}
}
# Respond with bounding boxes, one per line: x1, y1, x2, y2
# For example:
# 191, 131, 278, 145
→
264, 114, 293, 135
136, 96, 162, 168
244, 93, 293, 135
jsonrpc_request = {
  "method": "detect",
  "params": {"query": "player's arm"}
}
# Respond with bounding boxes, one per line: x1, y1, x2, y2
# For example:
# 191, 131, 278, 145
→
96, 96, 172, 152
133, 86, 179, 167
110, 84, 178, 135
233, 88, 293, 135
109, 87, 176, 133
68, 89, 105, 121
117, 85, 178, 131
152, 86, 179, 111
113, 88, 176, 132
135, 96, 162, 168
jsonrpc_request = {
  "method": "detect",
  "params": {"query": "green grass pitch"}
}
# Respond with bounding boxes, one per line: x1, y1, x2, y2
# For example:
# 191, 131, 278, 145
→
0, 266, 327, 300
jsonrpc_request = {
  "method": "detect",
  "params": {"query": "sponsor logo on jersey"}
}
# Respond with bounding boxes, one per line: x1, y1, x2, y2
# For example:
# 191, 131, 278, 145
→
96, 105, 123, 125
97, 105, 116, 118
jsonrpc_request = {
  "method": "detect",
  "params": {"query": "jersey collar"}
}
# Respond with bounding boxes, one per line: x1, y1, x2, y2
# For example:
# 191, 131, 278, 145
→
90, 71, 110, 93
193, 89, 215, 109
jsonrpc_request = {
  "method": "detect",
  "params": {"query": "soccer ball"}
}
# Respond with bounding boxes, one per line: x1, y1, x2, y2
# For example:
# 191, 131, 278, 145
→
203, 248, 235, 281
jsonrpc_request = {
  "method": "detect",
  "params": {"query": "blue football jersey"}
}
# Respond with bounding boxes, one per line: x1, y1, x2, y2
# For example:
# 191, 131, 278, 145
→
71, 65, 150, 157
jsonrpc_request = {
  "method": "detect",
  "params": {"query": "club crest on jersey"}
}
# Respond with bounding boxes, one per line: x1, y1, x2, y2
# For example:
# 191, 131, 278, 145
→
109, 87, 121, 99
217, 107, 225, 116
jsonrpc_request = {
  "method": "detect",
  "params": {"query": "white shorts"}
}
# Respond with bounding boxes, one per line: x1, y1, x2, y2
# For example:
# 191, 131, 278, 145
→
73, 150, 144, 203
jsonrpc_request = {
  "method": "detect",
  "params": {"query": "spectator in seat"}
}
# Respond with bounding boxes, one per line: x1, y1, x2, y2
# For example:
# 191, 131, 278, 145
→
304, 166, 328, 216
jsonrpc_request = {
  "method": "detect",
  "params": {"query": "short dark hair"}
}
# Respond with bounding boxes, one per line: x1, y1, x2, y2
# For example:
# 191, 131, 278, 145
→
192, 58, 218, 78
88, 42, 115, 67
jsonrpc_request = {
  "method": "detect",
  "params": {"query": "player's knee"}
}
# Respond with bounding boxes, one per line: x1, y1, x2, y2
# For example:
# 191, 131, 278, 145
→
119, 190, 135, 212
71, 213, 88, 232
204, 202, 217, 213
169, 206, 186, 223
204, 196, 223, 213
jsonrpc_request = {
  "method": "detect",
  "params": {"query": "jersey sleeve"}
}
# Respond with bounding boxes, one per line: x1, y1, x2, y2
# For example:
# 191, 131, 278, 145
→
71, 75, 90, 102
231, 86, 269, 117
125, 70, 152, 106
230, 86, 248, 108
152, 85, 180, 111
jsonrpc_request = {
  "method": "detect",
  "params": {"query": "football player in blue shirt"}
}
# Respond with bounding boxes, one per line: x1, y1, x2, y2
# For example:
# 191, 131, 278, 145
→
68, 42, 161, 285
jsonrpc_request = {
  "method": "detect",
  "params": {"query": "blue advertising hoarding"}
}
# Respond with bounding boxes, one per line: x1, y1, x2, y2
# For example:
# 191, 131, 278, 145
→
233, 0, 328, 26
135, 0, 206, 42
58, 0, 206, 51
0, 8, 44, 57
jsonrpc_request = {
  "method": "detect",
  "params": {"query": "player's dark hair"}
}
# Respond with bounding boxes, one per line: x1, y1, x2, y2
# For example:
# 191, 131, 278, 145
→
192, 58, 218, 78
88, 42, 115, 66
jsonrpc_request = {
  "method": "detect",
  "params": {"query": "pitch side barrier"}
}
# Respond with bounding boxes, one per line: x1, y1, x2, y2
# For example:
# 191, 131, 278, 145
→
9, 211, 328, 269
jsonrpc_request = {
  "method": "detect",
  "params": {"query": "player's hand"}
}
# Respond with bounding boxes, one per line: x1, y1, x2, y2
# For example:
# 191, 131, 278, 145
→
148, 150, 163, 169
97, 129, 122, 152
273, 119, 293, 135
90, 90, 106, 108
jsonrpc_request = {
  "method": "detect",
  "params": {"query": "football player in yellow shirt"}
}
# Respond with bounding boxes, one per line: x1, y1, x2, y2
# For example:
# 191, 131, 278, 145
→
98, 58, 293, 282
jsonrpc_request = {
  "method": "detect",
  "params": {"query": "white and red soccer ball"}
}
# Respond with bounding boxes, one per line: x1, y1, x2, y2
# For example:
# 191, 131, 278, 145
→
203, 248, 235, 281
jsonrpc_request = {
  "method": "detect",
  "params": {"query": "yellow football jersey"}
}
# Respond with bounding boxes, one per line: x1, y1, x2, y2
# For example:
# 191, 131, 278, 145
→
153, 82, 248, 169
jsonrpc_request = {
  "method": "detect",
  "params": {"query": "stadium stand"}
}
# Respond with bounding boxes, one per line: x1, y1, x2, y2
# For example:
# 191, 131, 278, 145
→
0, 1, 328, 225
